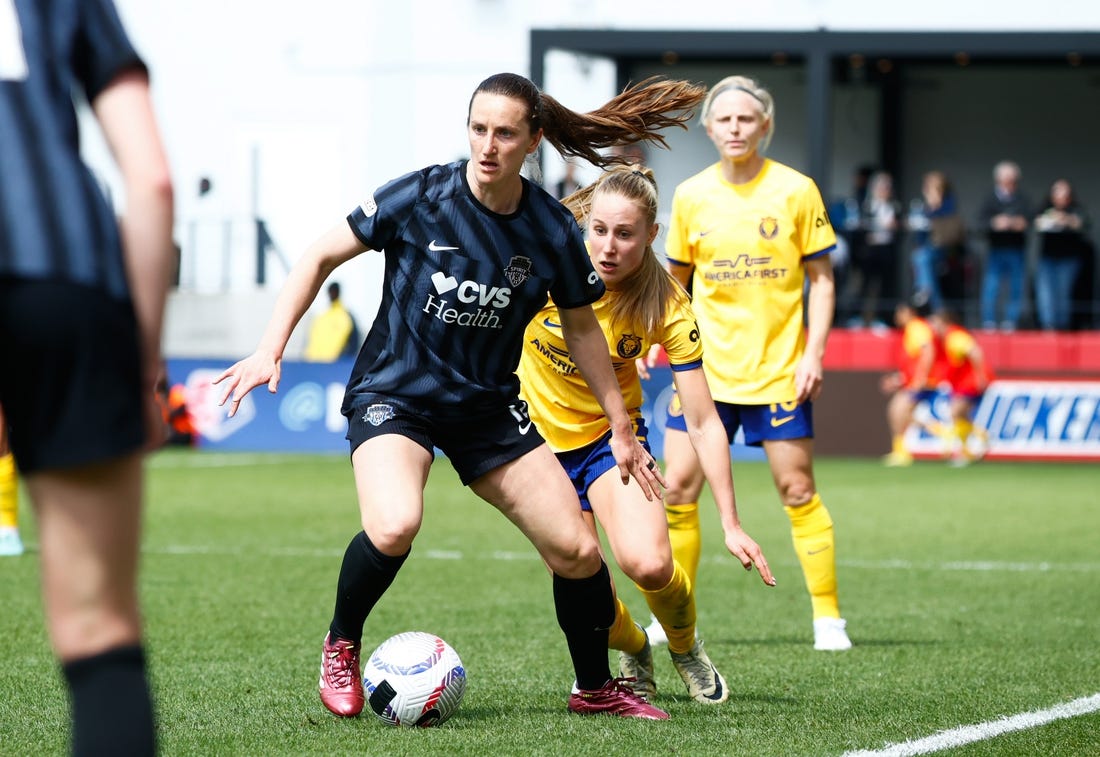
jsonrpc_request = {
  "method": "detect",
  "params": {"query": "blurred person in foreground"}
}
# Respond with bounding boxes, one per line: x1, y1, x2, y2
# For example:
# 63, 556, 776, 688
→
519, 164, 775, 706
928, 309, 994, 466
644, 74, 851, 652
0, 1, 175, 753
215, 73, 715, 721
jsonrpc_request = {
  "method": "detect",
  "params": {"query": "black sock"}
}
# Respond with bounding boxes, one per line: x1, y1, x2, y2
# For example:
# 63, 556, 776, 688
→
552, 560, 615, 691
62, 644, 155, 757
330, 531, 409, 642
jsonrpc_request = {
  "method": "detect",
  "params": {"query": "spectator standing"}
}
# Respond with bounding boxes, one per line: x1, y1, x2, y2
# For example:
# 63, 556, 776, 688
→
908, 170, 963, 313
1034, 179, 1091, 331
977, 161, 1031, 330
855, 170, 901, 327
552, 158, 583, 200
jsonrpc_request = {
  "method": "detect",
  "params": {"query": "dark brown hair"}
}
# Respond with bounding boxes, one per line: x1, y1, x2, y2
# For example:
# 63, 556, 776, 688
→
469, 73, 707, 167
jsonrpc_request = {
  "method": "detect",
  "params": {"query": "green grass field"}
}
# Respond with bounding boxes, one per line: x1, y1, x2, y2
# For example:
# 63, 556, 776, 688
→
3, 452, 1099, 756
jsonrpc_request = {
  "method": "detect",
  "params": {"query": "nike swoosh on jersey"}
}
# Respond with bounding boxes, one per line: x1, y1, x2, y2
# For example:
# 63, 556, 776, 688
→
428, 240, 460, 252
770, 415, 796, 428
542, 317, 562, 329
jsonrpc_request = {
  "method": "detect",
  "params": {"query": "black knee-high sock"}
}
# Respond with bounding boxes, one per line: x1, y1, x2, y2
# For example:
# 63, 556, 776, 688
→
62, 644, 154, 757
552, 560, 615, 691
330, 531, 409, 643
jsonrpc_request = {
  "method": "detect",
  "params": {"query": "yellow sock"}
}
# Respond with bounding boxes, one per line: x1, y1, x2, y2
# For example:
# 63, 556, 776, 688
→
785, 493, 840, 620
607, 597, 646, 655
891, 436, 907, 455
640, 560, 696, 654
0, 453, 17, 530
664, 502, 701, 587
954, 418, 973, 448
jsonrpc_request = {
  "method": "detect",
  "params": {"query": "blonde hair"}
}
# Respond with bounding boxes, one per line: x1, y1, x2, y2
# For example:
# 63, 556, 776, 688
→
562, 164, 689, 340
700, 75, 776, 153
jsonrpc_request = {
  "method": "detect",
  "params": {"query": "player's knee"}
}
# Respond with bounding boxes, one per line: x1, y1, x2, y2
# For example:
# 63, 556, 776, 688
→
621, 553, 673, 591
662, 471, 704, 504
363, 519, 419, 555
543, 534, 602, 578
778, 480, 815, 507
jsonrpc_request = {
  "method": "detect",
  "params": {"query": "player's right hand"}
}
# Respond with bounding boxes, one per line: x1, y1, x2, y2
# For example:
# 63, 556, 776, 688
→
212, 351, 281, 418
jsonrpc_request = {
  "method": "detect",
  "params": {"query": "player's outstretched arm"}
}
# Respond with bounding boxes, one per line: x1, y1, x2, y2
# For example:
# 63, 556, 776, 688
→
214, 221, 367, 416
558, 304, 665, 499
673, 366, 776, 586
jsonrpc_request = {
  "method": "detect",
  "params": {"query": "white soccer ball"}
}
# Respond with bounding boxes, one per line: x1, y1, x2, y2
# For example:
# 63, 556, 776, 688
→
362, 631, 466, 727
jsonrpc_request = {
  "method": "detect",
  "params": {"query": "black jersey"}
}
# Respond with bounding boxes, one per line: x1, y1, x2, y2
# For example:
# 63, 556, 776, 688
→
0, 0, 145, 301
344, 160, 604, 416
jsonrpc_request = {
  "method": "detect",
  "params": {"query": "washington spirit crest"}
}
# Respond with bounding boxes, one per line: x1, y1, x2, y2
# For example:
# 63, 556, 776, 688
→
504, 256, 533, 287
363, 403, 396, 426
758, 216, 779, 240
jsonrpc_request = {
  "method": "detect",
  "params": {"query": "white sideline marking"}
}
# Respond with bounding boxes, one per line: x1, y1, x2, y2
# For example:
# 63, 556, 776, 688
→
139, 546, 1100, 574
842, 693, 1100, 756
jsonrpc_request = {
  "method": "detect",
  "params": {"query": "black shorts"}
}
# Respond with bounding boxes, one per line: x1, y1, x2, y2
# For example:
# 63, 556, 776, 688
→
344, 393, 545, 485
0, 277, 144, 474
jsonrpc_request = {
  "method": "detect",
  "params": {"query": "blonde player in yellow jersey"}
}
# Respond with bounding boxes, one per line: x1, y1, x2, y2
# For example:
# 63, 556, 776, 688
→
519, 164, 775, 705
649, 74, 852, 651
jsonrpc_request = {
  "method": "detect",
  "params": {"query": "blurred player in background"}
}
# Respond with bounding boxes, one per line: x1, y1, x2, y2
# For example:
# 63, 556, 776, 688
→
880, 294, 939, 467
0, 1, 175, 753
929, 309, 994, 465
647, 74, 851, 652
519, 164, 775, 705
0, 404, 22, 556
216, 73, 713, 721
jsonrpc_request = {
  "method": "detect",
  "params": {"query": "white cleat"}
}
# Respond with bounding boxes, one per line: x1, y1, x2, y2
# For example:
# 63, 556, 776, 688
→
0, 527, 24, 557
643, 614, 668, 646
813, 617, 852, 651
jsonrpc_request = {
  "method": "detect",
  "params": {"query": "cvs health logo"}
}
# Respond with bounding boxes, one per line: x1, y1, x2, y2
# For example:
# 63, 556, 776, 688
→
424, 269, 510, 329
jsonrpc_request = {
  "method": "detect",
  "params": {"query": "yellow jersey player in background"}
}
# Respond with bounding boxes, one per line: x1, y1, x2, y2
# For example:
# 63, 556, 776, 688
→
649, 74, 852, 651
519, 164, 774, 705
0, 404, 22, 556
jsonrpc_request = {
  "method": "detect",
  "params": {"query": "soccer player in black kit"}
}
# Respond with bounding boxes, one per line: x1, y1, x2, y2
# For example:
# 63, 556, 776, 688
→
217, 73, 704, 720
0, 1, 175, 753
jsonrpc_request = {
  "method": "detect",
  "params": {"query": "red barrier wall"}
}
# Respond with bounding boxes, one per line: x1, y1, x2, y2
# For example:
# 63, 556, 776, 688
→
824, 328, 1100, 375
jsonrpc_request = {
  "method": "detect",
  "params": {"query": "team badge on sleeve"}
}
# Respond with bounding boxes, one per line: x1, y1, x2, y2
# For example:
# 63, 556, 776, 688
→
360, 194, 378, 217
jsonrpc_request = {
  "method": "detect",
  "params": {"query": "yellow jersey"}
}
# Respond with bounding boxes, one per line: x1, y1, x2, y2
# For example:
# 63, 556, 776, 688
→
518, 291, 702, 452
666, 159, 836, 404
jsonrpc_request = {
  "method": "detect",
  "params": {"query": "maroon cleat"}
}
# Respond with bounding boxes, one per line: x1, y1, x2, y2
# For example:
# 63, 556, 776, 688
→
319, 633, 364, 717
568, 678, 670, 720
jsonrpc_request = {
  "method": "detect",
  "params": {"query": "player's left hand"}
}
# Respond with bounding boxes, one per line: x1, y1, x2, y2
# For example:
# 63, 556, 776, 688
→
794, 354, 824, 403
609, 428, 666, 501
724, 527, 776, 586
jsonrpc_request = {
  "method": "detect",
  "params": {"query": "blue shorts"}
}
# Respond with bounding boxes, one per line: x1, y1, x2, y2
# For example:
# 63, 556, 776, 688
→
908, 388, 939, 404
344, 393, 545, 486
664, 392, 813, 446
555, 417, 651, 512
